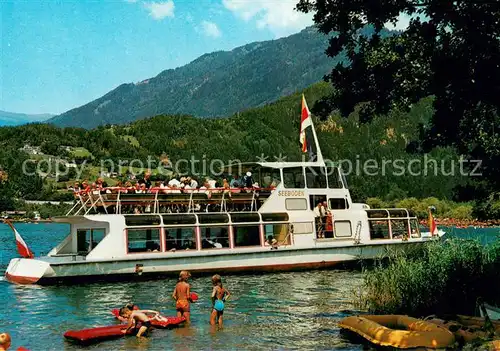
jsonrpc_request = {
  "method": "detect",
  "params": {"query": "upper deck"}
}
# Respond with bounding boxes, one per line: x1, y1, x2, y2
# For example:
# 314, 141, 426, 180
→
67, 162, 350, 216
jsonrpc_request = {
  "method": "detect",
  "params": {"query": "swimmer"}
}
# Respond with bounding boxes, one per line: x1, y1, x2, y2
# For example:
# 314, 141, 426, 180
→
0, 333, 11, 351
210, 274, 231, 327
123, 303, 168, 322
119, 306, 152, 337
172, 270, 192, 324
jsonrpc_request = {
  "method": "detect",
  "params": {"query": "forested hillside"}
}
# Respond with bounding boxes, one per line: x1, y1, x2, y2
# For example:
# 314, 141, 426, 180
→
48, 26, 343, 129
0, 82, 472, 214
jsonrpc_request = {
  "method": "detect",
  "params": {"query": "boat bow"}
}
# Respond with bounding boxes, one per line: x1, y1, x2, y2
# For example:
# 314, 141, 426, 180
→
5, 258, 53, 284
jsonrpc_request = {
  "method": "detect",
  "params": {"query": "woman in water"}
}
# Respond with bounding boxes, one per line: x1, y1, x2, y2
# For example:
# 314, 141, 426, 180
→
210, 274, 231, 327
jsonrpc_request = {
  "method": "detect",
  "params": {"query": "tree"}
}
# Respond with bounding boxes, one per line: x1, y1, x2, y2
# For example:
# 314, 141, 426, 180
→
296, 0, 500, 196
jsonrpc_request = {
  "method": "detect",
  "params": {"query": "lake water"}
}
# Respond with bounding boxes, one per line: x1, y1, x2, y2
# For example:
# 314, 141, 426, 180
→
0, 223, 498, 350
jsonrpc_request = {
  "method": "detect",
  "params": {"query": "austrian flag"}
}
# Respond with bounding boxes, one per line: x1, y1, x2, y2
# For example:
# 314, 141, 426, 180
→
6, 220, 34, 259
428, 209, 438, 236
300, 94, 312, 153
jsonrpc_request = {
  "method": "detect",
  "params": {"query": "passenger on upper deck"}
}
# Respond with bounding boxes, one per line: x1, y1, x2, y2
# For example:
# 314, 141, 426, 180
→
230, 175, 240, 188
188, 176, 198, 189
168, 175, 181, 188
243, 172, 254, 188
138, 172, 152, 189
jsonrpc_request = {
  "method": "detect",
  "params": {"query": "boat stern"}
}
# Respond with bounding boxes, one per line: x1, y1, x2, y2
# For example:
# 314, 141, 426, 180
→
5, 258, 52, 284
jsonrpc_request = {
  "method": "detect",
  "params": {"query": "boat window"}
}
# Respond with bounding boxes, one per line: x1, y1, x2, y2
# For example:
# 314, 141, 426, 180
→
197, 213, 230, 224
261, 213, 289, 222
327, 166, 343, 188
389, 209, 409, 218
282, 167, 305, 188
341, 172, 349, 189
264, 223, 291, 246
391, 220, 409, 239
410, 219, 421, 238
230, 213, 260, 223
291, 222, 313, 234
127, 228, 161, 253
165, 227, 197, 251
91, 229, 106, 248
309, 195, 327, 210
305, 167, 327, 188
366, 209, 389, 219
77, 228, 106, 254
334, 221, 352, 238
162, 214, 197, 225
285, 198, 308, 210
233, 225, 261, 247
329, 198, 349, 210
125, 215, 161, 226
259, 167, 281, 188
369, 220, 391, 239
200, 226, 230, 249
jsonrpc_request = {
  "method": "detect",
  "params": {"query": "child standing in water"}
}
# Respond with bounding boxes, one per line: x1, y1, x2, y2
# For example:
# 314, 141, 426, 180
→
210, 274, 231, 327
172, 270, 192, 324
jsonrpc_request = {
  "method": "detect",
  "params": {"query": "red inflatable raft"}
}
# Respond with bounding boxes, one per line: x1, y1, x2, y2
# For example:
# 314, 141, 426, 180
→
64, 324, 131, 343
111, 309, 186, 328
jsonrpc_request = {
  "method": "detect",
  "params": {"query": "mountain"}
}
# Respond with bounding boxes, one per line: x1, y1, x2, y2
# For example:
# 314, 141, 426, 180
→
0, 110, 54, 126
49, 26, 345, 129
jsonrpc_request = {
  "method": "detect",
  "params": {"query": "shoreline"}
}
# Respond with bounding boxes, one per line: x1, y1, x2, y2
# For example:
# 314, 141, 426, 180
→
419, 218, 500, 228
1, 219, 53, 223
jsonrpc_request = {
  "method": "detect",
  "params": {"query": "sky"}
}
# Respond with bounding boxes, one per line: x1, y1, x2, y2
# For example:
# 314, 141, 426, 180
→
0, 0, 410, 116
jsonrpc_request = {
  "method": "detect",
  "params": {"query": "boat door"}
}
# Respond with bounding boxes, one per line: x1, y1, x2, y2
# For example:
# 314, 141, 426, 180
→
77, 228, 106, 255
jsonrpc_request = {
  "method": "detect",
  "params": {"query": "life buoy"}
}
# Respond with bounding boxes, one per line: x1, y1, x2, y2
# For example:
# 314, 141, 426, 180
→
338, 315, 455, 349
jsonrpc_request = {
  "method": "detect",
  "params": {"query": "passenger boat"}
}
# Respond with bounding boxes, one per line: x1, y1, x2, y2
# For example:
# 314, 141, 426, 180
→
4, 96, 438, 285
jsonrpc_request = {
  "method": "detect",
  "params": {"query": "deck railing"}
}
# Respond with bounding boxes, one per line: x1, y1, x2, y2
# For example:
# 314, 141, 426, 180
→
66, 186, 275, 216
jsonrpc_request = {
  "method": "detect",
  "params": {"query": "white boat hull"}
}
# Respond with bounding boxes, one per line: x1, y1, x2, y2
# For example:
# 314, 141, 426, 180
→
5, 241, 421, 285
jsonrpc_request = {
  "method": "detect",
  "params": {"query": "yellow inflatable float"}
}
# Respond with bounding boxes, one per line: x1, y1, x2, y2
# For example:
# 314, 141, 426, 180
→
338, 315, 456, 349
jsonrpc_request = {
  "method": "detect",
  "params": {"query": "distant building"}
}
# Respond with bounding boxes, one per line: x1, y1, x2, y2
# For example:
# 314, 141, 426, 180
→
2, 210, 27, 219
19, 144, 42, 155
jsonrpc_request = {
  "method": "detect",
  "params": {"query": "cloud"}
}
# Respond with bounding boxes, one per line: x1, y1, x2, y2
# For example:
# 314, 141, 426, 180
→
222, 0, 313, 38
201, 21, 222, 38
144, 1, 175, 20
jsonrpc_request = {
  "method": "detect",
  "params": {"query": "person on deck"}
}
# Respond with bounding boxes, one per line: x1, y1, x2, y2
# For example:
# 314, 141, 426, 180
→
138, 172, 152, 189
188, 177, 198, 189
314, 202, 325, 238
230, 175, 240, 188
243, 172, 254, 188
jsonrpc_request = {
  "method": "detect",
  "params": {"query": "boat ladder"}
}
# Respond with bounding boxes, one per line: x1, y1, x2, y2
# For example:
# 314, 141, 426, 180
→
354, 221, 362, 244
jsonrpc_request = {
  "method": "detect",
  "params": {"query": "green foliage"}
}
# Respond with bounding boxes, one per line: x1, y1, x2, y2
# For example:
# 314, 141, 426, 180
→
360, 239, 500, 316
296, 0, 500, 201
367, 196, 474, 220
473, 193, 500, 220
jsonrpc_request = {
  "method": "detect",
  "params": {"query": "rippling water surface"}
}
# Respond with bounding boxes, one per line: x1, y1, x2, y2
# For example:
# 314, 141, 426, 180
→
0, 223, 498, 350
